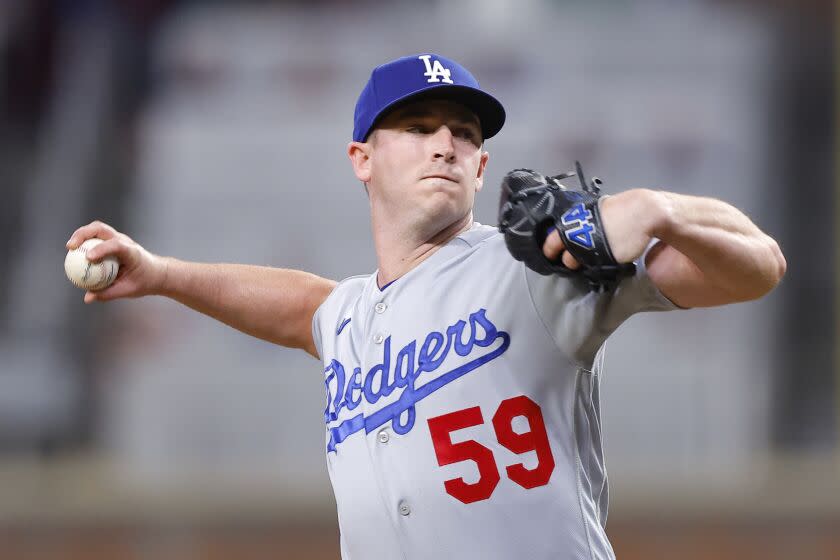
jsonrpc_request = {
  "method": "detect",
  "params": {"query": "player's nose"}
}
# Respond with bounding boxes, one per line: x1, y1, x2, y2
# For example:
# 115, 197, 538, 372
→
430, 126, 456, 163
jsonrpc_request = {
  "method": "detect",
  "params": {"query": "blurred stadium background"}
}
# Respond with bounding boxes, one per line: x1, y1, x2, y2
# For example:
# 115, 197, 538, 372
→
0, 0, 835, 558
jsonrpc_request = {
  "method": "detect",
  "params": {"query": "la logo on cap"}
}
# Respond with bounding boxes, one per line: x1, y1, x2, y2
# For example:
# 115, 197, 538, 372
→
418, 54, 454, 84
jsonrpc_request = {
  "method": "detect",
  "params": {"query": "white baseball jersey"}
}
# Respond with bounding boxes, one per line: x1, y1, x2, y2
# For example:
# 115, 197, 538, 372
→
312, 223, 676, 560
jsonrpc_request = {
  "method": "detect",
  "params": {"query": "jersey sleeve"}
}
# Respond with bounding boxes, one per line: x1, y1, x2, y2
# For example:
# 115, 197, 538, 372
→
310, 274, 368, 363
311, 301, 326, 360
525, 239, 678, 368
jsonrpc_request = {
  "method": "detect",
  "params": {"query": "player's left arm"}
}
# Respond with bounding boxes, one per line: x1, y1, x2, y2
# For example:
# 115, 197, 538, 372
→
545, 189, 787, 308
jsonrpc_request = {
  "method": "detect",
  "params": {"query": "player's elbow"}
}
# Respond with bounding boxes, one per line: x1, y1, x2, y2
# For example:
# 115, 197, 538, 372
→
771, 238, 787, 284
745, 236, 787, 301
766, 237, 787, 291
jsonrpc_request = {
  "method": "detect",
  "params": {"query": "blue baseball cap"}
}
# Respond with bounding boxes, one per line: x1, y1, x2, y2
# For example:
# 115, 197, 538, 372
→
353, 53, 506, 143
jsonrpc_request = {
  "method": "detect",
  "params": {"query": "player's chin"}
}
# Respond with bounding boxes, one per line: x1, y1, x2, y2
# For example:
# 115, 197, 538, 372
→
421, 193, 470, 223
422, 184, 464, 204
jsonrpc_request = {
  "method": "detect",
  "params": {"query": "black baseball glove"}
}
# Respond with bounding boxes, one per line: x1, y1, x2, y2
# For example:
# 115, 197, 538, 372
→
497, 161, 636, 291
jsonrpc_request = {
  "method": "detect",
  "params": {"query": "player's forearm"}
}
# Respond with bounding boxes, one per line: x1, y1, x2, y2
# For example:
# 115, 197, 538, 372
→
156, 258, 336, 354
646, 190, 787, 299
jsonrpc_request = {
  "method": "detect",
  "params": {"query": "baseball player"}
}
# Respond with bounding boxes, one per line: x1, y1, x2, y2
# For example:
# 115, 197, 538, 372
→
67, 54, 786, 559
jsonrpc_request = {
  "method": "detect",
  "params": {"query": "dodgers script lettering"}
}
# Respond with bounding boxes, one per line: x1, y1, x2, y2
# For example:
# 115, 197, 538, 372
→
324, 308, 510, 451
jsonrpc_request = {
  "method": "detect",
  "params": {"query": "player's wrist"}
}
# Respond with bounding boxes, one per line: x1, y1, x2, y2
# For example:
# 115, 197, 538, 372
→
150, 255, 176, 297
644, 189, 677, 240
600, 188, 663, 238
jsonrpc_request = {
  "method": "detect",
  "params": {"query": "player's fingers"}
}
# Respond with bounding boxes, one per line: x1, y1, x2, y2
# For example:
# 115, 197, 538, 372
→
85, 237, 131, 264
66, 220, 118, 249
83, 269, 133, 302
543, 228, 581, 269
543, 228, 565, 261
88, 283, 126, 302
562, 250, 581, 270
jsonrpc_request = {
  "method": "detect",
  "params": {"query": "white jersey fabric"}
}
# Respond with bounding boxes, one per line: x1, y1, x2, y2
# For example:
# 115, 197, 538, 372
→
312, 223, 676, 560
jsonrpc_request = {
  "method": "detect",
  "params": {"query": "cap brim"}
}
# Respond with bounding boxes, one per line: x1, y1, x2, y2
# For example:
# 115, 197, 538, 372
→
367, 84, 506, 141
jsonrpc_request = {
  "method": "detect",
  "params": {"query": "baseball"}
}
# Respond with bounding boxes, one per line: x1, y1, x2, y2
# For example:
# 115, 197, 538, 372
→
64, 238, 119, 291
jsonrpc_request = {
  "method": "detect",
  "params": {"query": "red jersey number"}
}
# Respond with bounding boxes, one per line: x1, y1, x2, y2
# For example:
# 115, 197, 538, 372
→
426, 406, 500, 504
493, 395, 556, 489
427, 395, 555, 504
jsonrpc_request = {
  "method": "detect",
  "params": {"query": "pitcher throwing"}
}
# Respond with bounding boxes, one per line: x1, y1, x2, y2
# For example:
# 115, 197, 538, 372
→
66, 53, 786, 560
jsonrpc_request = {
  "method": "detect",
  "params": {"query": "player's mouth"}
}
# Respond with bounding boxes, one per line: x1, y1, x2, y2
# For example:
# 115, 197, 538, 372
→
422, 174, 460, 183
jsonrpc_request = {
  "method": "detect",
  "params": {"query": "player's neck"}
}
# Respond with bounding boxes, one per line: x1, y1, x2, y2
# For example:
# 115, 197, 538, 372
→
373, 213, 473, 289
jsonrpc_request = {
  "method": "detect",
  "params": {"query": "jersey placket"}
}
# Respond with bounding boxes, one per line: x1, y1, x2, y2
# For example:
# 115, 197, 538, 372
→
358, 282, 413, 558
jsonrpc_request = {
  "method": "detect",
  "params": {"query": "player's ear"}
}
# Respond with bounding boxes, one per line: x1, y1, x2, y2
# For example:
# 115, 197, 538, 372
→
348, 141, 373, 183
473, 150, 489, 193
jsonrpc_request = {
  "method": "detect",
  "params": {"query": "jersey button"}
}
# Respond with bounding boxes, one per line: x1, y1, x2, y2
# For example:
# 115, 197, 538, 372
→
374, 302, 387, 314
373, 333, 385, 344
398, 501, 411, 516
377, 429, 389, 444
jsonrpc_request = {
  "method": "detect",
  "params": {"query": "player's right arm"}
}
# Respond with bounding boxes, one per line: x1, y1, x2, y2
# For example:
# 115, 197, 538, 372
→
66, 221, 336, 359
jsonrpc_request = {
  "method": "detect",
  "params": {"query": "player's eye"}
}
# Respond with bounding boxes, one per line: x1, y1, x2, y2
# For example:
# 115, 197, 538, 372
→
406, 124, 429, 133
455, 127, 481, 147
456, 128, 476, 140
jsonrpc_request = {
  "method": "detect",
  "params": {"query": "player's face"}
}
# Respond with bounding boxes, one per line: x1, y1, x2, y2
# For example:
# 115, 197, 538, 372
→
351, 99, 489, 232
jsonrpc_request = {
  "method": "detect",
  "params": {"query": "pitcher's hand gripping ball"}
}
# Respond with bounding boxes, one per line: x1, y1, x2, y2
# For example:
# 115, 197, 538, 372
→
498, 161, 636, 291
64, 238, 120, 291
